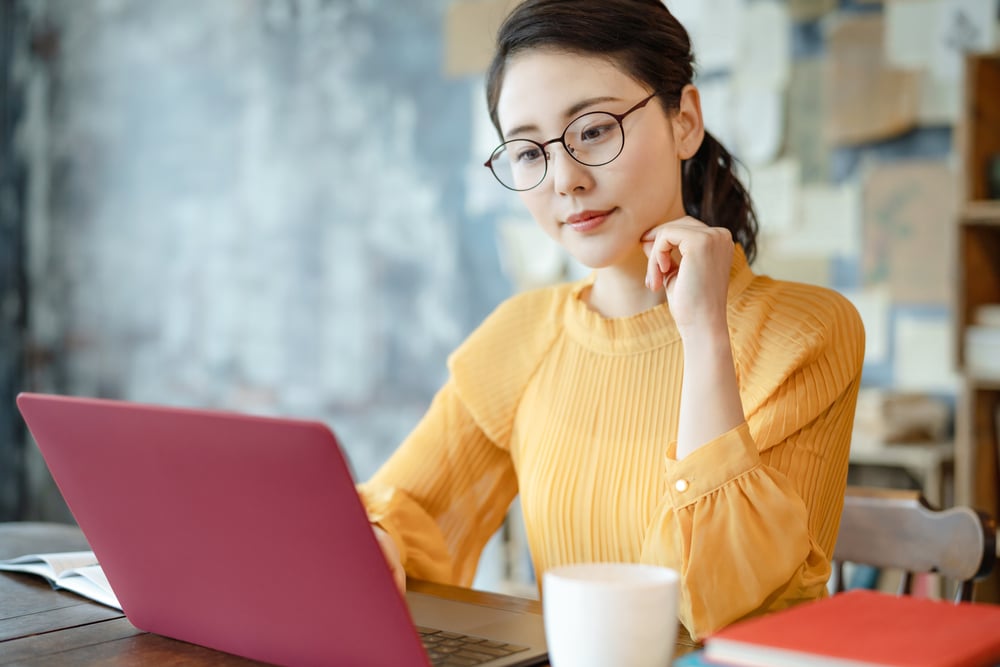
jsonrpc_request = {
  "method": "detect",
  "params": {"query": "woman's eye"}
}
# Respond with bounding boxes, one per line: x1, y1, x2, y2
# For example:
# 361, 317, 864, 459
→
581, 122, 616, 142
515, 147, 544, 163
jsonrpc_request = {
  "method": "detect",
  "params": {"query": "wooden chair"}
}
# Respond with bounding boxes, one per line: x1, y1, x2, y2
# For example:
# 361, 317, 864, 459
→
831, 486, 997, 602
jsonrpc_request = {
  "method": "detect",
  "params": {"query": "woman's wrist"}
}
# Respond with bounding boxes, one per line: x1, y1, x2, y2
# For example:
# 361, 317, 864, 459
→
675, 317, 743, 458
677, 317, 731, 350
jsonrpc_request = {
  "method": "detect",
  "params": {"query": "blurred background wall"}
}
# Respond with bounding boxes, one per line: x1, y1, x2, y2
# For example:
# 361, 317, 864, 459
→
1, 0, 513, 521
2, 0, 999, 594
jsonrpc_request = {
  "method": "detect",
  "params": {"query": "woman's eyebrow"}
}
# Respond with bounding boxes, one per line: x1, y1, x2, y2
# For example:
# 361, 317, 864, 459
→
503, 95, 623, 140
565, 95, 621, 119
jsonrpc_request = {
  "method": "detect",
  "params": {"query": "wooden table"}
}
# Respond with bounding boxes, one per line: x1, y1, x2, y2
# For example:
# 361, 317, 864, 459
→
0, 523, 699, 665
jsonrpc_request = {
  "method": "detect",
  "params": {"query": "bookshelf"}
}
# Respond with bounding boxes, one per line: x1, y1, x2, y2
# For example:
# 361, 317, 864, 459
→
955, 53, 1000, 603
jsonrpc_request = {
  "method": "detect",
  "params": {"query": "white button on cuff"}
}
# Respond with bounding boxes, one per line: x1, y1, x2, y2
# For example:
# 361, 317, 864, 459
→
675, 479, 689, 492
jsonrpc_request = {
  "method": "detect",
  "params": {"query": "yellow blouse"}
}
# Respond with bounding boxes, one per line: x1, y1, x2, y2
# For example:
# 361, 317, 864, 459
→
359, 248, 865, 639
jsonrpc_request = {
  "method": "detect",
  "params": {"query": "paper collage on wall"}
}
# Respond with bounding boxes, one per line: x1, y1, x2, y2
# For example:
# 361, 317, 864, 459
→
446, 0, 1000, 392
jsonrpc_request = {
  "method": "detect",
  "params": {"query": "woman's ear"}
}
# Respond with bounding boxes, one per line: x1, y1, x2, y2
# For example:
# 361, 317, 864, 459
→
672, 84, 705, 160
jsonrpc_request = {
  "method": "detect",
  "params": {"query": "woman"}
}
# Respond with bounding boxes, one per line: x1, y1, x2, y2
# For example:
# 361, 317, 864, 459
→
359, 0, 864, 639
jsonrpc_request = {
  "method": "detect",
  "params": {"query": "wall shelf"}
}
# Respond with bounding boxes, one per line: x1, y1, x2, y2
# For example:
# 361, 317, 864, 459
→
968, 376, 1000, 392
962, 201, 1000, 225
955, 52, 1000, 603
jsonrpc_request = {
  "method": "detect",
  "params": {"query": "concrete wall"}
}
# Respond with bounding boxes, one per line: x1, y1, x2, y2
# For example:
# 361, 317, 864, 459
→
14, 0, 514, 520
1, 0, 28, 522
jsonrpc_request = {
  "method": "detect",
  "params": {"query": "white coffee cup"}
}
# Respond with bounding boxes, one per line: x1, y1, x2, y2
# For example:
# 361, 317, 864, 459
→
542, 562, 680, 667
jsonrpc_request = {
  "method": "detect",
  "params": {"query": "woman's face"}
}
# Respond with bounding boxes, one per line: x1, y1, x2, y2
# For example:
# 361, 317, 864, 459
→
495, 50, 695, 272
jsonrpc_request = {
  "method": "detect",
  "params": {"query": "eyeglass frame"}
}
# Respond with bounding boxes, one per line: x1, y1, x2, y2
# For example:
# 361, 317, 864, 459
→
483, 92, 659, 192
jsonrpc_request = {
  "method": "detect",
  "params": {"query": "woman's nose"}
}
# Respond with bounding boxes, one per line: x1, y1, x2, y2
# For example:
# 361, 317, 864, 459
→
548, 145, 594, 194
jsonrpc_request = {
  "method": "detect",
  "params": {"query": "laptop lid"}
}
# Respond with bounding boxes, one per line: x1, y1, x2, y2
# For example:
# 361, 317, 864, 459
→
16, 392, 547, 667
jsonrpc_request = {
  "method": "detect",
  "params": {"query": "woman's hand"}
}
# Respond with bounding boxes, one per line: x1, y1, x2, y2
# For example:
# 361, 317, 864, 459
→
643, 216, 745, 457
373, 525, 406, 594
641, 216, 735, 332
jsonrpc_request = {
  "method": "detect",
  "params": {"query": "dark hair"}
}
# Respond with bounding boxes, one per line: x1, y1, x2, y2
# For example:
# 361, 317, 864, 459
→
486, 0, 758, 263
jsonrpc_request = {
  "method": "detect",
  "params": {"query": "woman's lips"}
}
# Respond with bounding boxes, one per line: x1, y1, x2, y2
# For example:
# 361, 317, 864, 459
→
564, 208, 615, 232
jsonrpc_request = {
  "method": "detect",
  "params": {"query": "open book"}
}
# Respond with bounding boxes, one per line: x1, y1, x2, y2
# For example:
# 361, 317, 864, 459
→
0, 551, 121, 610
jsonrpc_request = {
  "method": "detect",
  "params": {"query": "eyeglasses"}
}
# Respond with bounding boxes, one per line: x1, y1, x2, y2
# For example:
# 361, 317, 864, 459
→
484, 93, 657, 192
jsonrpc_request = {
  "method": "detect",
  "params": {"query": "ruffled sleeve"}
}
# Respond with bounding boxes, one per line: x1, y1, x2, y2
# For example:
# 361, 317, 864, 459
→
639, 278, 865, 639
358, 284, 566, 586
358, 380, 517, 586
447, 284, 566, 446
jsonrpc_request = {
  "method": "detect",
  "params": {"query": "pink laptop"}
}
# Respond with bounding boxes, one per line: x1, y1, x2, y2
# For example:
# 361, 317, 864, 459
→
17, 392, 548, 667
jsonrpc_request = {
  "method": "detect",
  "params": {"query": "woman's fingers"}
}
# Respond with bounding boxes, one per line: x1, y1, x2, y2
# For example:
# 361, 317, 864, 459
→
643, 222, 699, 291
645, 238, 672, 290
640, 215, 704, 242
657, 244, 681, 276
373, 525, 406, 594
642, 217, 733, 295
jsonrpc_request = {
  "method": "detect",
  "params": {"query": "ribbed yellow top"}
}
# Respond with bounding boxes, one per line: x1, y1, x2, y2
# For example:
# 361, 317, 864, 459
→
360, 248, 865, 639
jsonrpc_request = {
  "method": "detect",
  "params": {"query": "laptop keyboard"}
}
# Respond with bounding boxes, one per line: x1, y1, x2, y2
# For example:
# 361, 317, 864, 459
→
417, 626, 530, 666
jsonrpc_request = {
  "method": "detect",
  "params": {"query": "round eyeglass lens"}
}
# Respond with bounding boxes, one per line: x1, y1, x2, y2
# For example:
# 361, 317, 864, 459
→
489, 140, 548, 191
563, 112, 625, 166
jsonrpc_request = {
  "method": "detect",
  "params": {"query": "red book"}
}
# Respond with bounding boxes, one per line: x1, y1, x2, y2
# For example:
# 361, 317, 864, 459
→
704, 589, 1000, 667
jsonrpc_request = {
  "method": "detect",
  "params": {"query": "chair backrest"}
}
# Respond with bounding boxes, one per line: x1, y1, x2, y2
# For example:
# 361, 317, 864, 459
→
832, 486, 997, 602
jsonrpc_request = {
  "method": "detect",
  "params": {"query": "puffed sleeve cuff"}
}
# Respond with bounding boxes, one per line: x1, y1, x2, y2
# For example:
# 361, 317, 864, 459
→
357, 483, 456, 584
358, 484, 409, 561
661, 422, 761, 509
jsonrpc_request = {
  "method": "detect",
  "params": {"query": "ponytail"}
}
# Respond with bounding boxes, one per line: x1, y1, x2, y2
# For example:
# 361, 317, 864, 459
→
682, 131, 758, 264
